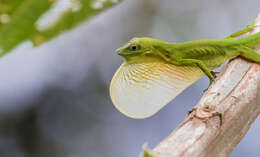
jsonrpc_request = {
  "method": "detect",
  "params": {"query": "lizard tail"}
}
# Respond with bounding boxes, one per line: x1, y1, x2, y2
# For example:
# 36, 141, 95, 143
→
238, 32, 260, 48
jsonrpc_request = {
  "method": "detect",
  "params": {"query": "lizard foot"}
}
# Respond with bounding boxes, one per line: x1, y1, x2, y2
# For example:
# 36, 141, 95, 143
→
210, 71, 220, 79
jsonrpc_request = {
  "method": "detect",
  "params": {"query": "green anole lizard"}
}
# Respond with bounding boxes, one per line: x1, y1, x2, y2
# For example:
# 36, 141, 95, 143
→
110, 21, 260, 119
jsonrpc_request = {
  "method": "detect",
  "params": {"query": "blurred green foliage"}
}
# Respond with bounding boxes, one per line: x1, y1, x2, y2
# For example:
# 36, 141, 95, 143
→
0, 0, 122, 56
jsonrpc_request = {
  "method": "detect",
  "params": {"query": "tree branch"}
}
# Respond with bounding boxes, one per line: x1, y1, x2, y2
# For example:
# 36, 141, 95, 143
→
145, 13, 260, 157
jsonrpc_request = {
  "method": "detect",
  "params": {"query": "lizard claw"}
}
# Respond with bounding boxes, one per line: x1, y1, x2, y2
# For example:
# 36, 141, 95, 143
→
210, 71, 220, 79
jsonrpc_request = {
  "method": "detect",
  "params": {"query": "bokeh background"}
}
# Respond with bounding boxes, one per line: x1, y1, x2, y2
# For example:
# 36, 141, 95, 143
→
0, 0, 260, 157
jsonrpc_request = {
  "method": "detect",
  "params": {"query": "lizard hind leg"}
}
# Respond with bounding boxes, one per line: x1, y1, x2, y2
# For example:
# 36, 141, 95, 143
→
224, 21, 255, 39
240, 46, 260, 63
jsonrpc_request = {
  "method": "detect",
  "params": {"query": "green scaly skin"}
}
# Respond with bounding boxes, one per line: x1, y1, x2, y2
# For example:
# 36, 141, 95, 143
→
117, 22, 260, 86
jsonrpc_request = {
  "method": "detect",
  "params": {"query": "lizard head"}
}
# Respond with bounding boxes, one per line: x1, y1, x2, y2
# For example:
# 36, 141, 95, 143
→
116, 37, 160, 61
111, 37, 203, 119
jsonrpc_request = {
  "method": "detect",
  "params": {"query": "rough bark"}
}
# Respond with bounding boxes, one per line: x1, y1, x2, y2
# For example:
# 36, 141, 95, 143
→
151, 13, 260, 157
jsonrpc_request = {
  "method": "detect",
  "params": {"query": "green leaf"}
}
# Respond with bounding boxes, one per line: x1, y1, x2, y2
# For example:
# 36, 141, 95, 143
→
141, 143, 156, 157
0, 0, 122, 56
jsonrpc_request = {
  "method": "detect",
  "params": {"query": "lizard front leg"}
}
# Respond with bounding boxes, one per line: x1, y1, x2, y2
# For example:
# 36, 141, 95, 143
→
172, 59, 214, 86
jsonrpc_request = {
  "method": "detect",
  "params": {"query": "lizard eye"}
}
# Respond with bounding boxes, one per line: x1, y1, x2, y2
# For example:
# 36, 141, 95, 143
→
130, 44, 139, 51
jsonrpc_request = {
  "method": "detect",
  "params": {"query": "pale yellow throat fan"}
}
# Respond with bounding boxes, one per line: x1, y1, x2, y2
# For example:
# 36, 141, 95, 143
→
110, 57, 203, 119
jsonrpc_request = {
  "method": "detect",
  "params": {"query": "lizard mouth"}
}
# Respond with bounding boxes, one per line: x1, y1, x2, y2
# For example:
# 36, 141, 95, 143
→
117, 49, 139, 57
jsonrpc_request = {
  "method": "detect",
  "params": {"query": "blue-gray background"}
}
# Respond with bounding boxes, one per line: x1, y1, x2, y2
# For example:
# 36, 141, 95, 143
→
0, 0, 260, 157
